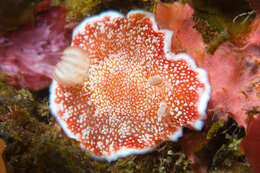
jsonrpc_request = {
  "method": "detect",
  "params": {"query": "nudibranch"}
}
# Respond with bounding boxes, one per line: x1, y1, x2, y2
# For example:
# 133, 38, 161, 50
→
49, 10, 210, 161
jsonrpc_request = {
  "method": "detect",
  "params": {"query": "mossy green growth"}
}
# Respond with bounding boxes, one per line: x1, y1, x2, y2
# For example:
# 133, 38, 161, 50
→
107, 142, 192, 173
202, 118, 251, 172
23, 125, 90, 173
0, 76, 34, 114
52, 0, 158, 27
206, 120, 225, 140
61, 0, 102, 27
137, 143, 192, 173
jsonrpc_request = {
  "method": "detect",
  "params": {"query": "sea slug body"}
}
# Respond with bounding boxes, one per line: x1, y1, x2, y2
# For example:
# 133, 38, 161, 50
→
49, 10, 210, 161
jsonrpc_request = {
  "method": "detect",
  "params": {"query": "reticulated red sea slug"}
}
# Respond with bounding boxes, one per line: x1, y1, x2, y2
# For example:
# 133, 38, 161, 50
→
49, 10, 210, 161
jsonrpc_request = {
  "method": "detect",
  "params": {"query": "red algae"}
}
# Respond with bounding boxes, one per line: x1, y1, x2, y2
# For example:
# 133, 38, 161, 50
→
0, 5, 71, 90
241, 114, 260, 173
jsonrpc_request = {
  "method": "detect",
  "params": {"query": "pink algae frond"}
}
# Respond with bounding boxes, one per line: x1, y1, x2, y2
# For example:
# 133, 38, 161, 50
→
0, 5, 71, 91
50, 10, 210, 161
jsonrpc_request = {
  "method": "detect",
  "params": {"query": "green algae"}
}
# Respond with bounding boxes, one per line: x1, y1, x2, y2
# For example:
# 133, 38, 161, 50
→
60, 0, 102, 27
204, 118, 251, 172
51, 0, 160, 28
102, 142, 193, 173
206, 120, 225, 140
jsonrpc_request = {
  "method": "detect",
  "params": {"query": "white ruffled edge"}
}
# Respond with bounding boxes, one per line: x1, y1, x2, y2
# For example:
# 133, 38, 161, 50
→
49, 81, 80, 140
50, 10, 210, 162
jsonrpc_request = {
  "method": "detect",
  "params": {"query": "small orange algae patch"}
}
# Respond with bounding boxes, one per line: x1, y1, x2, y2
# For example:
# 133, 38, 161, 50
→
50, 10, 210, 161
0, 138, 6, 173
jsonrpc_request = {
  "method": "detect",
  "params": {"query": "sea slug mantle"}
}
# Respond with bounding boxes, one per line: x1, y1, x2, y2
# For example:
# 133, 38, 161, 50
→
49, 10, 210, 161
